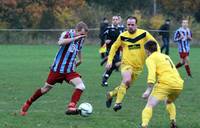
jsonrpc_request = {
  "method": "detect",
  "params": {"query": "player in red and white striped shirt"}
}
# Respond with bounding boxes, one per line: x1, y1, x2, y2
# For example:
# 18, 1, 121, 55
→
20, 22, 88, 116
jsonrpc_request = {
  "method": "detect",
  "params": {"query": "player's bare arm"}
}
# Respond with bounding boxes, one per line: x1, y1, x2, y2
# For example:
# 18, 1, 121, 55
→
187, 35, 192, 40
105, 39, 111, 44
58, 34, 86, 45
142, 83, 154, 99
105, 62, 112, 70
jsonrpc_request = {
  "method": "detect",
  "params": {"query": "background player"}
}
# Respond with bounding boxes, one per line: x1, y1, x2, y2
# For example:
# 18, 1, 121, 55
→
174, 19, 192, 78
105, 16, 160, 111
101, 15, 125, 87
140, 40, 183, 128
159, 19, 170, 55
20, 21, 88, 116
99, 17, 109, 59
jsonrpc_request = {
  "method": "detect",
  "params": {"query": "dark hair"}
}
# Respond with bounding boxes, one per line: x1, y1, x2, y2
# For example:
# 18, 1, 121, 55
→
103, 17, 107, 21
144, 40, 158, 53
76, 21, 88, 32
126, 16, 137, 23
166, 19, 170, 22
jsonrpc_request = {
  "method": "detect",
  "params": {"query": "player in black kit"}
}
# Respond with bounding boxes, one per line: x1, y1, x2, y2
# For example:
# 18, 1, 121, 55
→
101, 16, 125, 87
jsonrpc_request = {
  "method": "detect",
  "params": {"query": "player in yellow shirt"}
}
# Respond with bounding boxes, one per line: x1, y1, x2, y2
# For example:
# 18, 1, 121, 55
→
105, 16, 160, 111
140, 40, 184, 128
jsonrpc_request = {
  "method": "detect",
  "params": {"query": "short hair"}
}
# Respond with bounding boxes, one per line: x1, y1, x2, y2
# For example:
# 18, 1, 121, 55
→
144, 40, 158, 53
166, 19, 170, 22
76, 21, 88, 32
112, 15, 119, 19
126, 16, 137, 23
103, 17, 107, 21
181, 19, 188, 23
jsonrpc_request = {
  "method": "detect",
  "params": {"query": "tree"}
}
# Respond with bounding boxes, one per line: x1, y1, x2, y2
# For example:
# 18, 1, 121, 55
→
194, 9, 200, 22
86, 0, 153, 15
158, 0, 200, 21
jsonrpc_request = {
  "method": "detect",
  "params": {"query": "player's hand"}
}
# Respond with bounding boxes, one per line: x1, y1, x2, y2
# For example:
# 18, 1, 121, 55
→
105, 63, 112, 70
187, 36, 192, 40
142, 89, 151, 99
179, 33, 184, 40
76, 60, 82, 67
105, 40, 111, 44
76, 34, 86, 40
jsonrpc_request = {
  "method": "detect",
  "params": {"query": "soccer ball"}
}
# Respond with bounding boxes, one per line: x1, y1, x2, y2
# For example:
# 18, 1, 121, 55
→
78, 102, 93, 117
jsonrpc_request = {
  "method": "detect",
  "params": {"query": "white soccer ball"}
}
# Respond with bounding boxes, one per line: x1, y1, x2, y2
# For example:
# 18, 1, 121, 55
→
78, 102, 93, 117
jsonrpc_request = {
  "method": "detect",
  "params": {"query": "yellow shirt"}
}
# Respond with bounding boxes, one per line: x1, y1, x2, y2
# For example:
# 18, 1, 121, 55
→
107, 29, 160, 70
146, 52, 184, 89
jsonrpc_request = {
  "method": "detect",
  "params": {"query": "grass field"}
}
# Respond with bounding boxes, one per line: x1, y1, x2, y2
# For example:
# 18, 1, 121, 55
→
0, 44, 199, 128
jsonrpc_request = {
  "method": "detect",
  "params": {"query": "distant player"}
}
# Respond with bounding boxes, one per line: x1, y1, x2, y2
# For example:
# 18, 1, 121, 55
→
20, 21, 88, 116
99, 17, 109, 59
105, 16, 160, 111
159, 19, 170, 55
174, 19, 192, 78
118, 15, 125, 29
101, 16, 125, 87
140, 40, 184, 128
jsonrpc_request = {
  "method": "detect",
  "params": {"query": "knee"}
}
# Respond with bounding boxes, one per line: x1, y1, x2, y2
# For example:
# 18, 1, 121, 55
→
75, 83, 85, 91
180, 60, 185, 65
147, 98, 158, 108
184, 60, 189, 65
41, 83, 53, 93
146, 101, 156, 108
166, 99, 173, 104
123, 79, 132, 87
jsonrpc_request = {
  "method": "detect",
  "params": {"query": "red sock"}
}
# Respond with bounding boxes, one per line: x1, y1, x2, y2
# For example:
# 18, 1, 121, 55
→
27, 88, 43, 104
69, 89, 83, 106
185, 65, 192, 76
176, 62, 183, 68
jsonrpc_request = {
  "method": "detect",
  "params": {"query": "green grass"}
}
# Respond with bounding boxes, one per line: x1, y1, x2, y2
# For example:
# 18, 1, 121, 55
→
0, 44, 199, 128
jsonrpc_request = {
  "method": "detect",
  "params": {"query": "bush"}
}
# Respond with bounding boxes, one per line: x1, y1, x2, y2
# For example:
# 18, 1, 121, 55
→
149, 14, 165, 29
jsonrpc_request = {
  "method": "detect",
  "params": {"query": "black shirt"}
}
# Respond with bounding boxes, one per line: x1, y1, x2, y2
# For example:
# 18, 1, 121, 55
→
159, 23, 170, 38
104, 25, 125, 50
99, 22, 109, 39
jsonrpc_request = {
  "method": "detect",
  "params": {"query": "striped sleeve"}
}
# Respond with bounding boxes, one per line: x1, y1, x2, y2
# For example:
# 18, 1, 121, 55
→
188, 29, 192, 38
59, 31, 69, 40
78, 38, 85, 50
190, 30, 192, 37
174, 30, 181, 42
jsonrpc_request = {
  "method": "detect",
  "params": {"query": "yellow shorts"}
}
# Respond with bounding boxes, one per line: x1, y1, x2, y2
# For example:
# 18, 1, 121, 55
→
150, 83, 183, 102
120, 64, 142, 81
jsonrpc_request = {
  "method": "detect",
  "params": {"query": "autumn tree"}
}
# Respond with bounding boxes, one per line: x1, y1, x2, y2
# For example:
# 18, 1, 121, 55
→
158, 0, 200, 21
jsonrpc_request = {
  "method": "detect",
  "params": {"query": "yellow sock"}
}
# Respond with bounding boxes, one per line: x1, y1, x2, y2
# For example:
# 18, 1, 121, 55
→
142, 106, 152, 127
115, 83, 127, 104
109, 86, 120, 97
166, 103, 176, 121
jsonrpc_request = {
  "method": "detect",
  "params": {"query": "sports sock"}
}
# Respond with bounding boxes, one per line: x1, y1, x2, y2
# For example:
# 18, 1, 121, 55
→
142, 106, 153, 127
185, 65, 192, 76
103, 69, 113, 81
176, 62, 183, 68
166, 103, 176, 121
27, 88, 43, 104
102, 73, 109, 82
70, 89, 83, 105
115, 83, 127, 104
109, 86, 120, 97
101, 53, 105, 59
